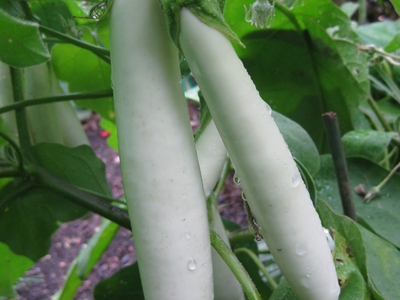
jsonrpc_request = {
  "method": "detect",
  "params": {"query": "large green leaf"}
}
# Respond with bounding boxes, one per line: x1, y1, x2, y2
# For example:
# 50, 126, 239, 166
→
342, 130, 398, 164
94, 262, 144, 300
315, 155, 400, 248
33, 143, 112, 197
0, 242, 33, 297
356, 21, 400, 48
0, 8, 50, 67
273, 111, 320, 175
0, 184, 83, 261
332, 230, 369, 299
51, 19, 114, 121
0, 144, 112, 261
269, 278, 299, 300
359, 226, 400, 300
317, 199, 400, 299
225, 0, 369, 152
388, 0, 400, 16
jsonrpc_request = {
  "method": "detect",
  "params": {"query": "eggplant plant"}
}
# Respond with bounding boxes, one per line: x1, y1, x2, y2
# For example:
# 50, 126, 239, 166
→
1, 0, 400, 299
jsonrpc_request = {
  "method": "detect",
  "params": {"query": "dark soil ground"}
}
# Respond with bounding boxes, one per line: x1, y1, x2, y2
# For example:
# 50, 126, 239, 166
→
16, 102, 247, 300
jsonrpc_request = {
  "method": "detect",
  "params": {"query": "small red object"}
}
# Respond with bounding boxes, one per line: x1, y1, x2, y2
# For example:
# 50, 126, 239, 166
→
99, 130, 111, 138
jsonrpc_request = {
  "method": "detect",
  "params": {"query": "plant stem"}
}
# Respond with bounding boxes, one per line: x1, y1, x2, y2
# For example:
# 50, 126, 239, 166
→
234, 247, 278, 290
36, 169, 131, 229
274, 2, 302, 32
9, 68, 32, 157
214, 157, 230, 197
39, 25, 111, 63
376, 161, 400, 189
358, 0, 366, 24
210, 230, 262, 300
0, 168, 25, 178
0, 89, 113, 115
322, 112, 357, 221
367, 95, 393, 132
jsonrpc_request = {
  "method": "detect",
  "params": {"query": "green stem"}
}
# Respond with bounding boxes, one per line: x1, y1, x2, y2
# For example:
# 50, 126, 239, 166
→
229, 229, 259, 250
214, 157, 230, 197
322, 112, 357, 222
0, 168, 25, 178
210, 230, 262, 300
374, 64, 400, 105
0, 89, 113, 115
39, 25, 111, 64
20, 1, 36, 21
375, 161, 400, 190
274, 2, 302, 32
367, 95, 392, 132
234, 247, 278, 290
0, 180, 35, 218
36, 169, 131, 229
358, 0, 366, 24
9, 68, 32, 157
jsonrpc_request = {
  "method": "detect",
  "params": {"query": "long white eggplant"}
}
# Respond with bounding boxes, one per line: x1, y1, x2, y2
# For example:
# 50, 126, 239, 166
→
24, 63, 64, 145
179, 8, 340, 300
196, 120, 244, 300
110, 0, 213, 298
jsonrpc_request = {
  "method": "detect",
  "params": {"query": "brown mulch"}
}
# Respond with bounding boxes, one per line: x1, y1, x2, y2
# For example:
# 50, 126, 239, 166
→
16, 102, 247, 300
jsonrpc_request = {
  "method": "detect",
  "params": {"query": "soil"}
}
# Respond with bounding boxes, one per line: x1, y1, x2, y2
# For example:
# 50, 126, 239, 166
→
15, 101, 247, 300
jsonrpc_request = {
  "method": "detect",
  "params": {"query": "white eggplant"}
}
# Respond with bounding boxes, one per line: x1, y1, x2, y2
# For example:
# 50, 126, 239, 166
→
196, 120, 244, 300
179, 8, 340, 300
110, 0, 213, 299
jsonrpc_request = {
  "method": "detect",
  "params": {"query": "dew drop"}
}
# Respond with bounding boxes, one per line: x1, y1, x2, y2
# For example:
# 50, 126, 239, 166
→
185, 230, 191, 240
291, 174, 300, 188
182, 193, 186, 199
283, 163, 287, 168
233, 174, 241, 185
295, 242, 307, 256
241, 191, 247, 201
188, 258, 197, 270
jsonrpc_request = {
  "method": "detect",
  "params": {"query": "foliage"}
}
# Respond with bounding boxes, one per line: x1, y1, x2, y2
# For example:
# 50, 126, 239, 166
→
0, 0, 399, 299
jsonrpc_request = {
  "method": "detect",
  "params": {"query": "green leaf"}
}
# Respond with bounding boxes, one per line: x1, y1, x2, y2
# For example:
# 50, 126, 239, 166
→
273, 111, 320, 175
0, 145, 112, 261
0, 183, 84, 261
356, 21, 400, 48
0, 0, 25, 19
315, 155, 400, 248
342, 130, 398, 163
388, 0, 400, 16
384, 32, 400, 52
332, 230, 369, 299
51, 20, 114, 121
0, 242, 33, 297
33, 143, 112, 197
30, 0, 73, 34
359, 225, 400, 300
0, 8, 50, 67
270, 278, 299, 300
53, 219, 119, 300
94, 262, 144, 300
226, 0, 369, 152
